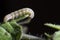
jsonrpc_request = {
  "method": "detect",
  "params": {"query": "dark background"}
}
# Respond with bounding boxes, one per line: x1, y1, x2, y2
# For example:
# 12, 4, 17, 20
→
0, 0, 59, 37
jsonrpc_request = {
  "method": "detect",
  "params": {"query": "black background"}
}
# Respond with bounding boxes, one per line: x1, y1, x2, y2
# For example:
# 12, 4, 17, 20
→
0, 0, 59, 36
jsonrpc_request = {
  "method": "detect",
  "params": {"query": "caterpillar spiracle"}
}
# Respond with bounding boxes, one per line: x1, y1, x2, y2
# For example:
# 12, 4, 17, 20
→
4, 8, 34, 22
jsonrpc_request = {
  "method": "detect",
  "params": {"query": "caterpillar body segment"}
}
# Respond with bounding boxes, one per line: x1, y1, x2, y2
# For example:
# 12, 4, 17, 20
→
4, 8, 34, 23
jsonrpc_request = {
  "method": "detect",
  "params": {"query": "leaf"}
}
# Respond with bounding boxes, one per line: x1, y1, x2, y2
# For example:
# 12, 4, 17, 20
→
44, 23, 60, 30
1, 22, 14, 33
10, 20, 22, 40
0, 27, 12, 40
53, 31, 60, 40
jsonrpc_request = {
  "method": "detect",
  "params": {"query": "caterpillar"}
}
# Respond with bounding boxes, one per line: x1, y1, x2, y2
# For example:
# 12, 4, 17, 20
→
0, 8, 42, 40
4, 8, 34, 22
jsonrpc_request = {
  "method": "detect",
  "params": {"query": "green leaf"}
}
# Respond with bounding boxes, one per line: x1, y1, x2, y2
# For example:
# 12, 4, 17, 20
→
1, 22, 14, 33
10, 20, 22, 40
0, 27, 12, 40
53, 31, 60, 40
